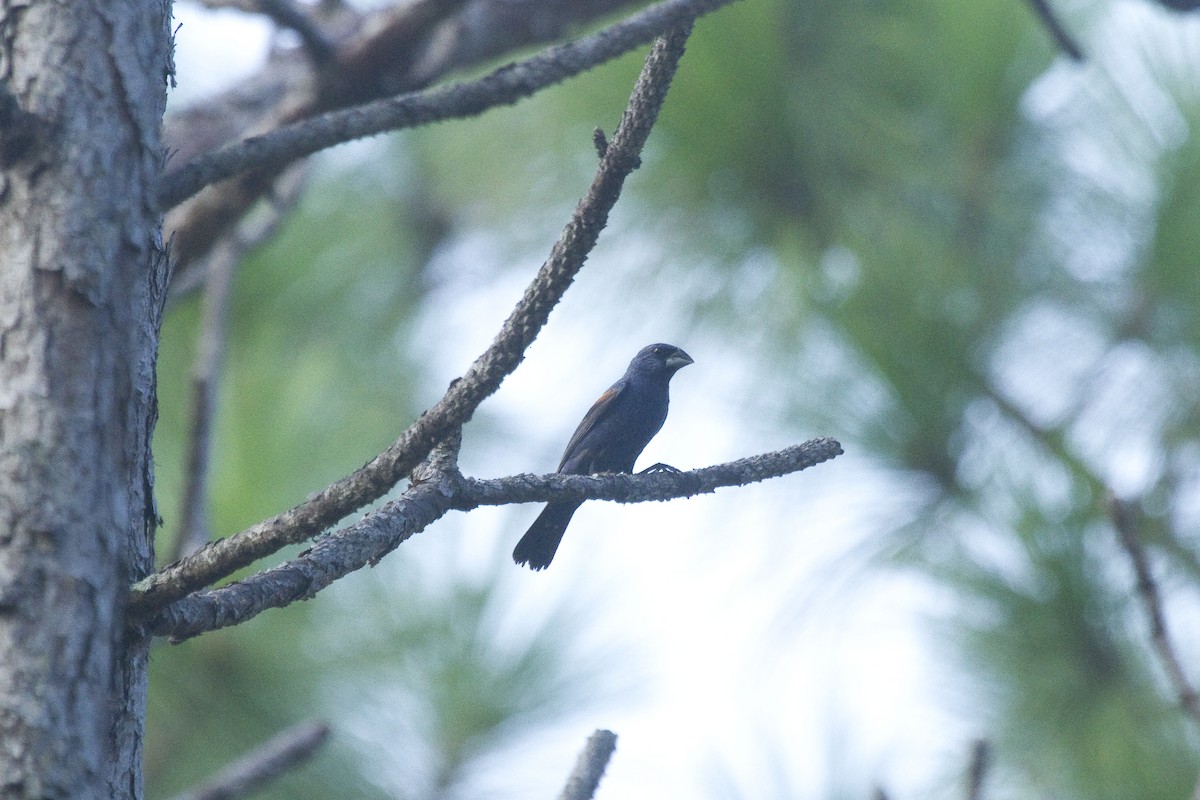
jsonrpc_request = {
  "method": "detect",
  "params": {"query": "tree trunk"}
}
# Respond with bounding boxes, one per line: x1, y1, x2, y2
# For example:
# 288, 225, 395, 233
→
0, 1, 171, 797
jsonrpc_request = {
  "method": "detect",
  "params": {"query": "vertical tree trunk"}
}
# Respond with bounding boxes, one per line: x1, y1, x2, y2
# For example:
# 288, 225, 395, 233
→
0, 1, 171, 797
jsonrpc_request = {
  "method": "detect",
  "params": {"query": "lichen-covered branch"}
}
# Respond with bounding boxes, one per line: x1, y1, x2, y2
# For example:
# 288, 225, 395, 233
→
142, 438, 842, 641
454, 439, 843, 509
159, 0, 737, 211
128, 22, 699, 622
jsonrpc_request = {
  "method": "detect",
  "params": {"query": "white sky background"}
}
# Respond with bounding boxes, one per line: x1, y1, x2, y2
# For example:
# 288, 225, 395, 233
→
168, 3, 1199, 798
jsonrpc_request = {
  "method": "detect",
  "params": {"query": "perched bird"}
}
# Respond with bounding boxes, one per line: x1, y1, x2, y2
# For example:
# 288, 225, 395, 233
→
513, 343, 693, 570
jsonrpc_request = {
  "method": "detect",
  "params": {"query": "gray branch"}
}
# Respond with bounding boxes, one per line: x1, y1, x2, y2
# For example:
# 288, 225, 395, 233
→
143, 438, 842, 641
559, 730, 618, 800
964, 738, 990, 800
158, 0, 738, 211
169, 170, 307, 561
455, 439, 843, 508
164, 0, 641, 273
1024, 0, 1084, 61
129, 21, 699, 623
166, 720, 331, 800
1110, 494, 1200, 734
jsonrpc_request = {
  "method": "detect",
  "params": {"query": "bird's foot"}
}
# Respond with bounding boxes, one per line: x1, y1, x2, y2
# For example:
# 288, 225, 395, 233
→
639, 462, 682, 475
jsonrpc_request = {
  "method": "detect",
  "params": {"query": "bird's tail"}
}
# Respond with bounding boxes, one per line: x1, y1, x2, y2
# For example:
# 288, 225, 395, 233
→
513, 502, 582, 570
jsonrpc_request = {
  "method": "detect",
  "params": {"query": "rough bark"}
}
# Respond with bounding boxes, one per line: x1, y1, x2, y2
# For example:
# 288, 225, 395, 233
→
0, 1, 172, 797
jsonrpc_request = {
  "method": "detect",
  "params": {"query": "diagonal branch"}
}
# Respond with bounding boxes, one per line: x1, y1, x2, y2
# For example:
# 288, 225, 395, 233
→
142, 438, 843, 641
129, 21, 699, 622
158, 0, 737, 211
258, 0, 337, 63
1109, 494, 1200, 734
166, 720, 331, 800
165, 0, 645, 274
169, 171, 307, 562
1024, 0, 1084, 61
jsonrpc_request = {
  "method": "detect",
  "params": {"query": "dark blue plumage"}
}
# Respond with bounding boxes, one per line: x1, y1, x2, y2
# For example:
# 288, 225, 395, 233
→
513, 343, 693, 570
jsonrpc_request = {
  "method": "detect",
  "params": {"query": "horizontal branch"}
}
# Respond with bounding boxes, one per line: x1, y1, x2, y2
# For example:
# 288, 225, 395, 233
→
128, 22, 698, 623
142, 438, 842, 641
454, 438, 844, 508
157, 0, 737, 210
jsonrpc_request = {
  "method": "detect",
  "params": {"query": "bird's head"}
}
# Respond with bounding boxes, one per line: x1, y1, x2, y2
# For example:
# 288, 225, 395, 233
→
629, 343, 694, 378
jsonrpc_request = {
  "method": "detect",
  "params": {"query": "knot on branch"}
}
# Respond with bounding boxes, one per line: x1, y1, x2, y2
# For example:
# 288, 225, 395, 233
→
593, 127, 609, 158
410, 426, 463, 493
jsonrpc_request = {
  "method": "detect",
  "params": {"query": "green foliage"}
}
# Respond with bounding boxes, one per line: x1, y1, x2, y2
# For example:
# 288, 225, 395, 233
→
936, 506, 1196, 799
309, 564, 619, 798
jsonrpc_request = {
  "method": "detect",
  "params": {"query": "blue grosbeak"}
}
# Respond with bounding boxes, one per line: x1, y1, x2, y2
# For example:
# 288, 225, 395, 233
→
513, 343, 693, 570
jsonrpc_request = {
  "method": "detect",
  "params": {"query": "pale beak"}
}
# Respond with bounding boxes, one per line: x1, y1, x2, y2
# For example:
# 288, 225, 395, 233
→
666, 349, 694, 370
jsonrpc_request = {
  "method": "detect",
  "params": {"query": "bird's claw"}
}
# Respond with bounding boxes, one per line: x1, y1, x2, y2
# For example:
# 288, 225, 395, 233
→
639, 462, 682, 475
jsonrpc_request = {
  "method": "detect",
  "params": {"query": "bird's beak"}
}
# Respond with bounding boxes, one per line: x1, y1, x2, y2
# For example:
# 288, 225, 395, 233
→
666, 348, 694, 370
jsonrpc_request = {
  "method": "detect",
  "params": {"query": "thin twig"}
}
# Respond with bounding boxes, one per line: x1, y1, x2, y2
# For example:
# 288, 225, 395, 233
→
169, 172, 308, 563
190, 0, 261, 8
259, 0, 337, 63
158, 0, 738, 210
994, 384, 1200, 732
129, 20, 702, 621
165, 0, 639, 272
1024, 0, 1084, 61
171, 236, 238, 563
168, 163, 309, 302
965, 738, 990, 800
559, 730, 618, 800
191, 0, 337, 60
166, 720, 331, 800
144, 438, 841, 640
194, 0, 337, 62
1109, 493, 1200, 734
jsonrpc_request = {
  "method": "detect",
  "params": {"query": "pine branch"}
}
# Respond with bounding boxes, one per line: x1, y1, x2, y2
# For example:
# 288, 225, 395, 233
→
129, 20, 700, 622
166, 720, 331, 800
1109, 494, 1200, 734
559, 730, 618, 800
964, 738, 990, 800
157, 0, 737, 211
169, 172, 305, 561
455, 439, 842, 508
143, 438, 842, 641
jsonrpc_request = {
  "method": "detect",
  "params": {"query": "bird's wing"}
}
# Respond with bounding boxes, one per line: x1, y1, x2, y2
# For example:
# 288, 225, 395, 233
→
557, 380, 626, 472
